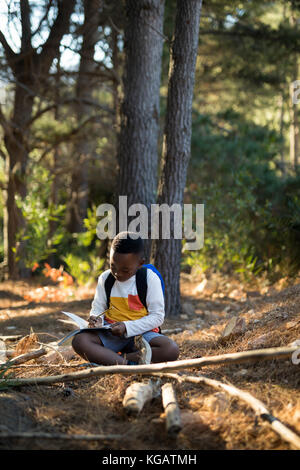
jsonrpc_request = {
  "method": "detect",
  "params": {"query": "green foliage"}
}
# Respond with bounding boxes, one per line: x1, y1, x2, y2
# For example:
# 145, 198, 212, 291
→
32, 114, 76, 146
15, 166, 67, 268
63, 205, 105, 285
16, 167, 105, 284
62, 251, 104, 286
1, 0, 299, 286
183, 110, 300, 281
73, 205, 100, 248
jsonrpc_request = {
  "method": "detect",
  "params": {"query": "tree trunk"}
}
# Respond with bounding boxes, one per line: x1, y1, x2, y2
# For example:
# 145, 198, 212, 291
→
116, 0, 165, 261
289, 11, 299, 172
111, 25, 122, 130
47, 51, 62, 268
0, 0, 76, 278
278, 91, 286, 176
152, 0, 202, 316
290, 79, 299, 171
67, 0, 102, 234
3, 83, 34, 278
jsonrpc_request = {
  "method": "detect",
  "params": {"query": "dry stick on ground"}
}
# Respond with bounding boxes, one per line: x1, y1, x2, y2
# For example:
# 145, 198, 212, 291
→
0, 335, 22, 341
37, 341, 70, 364
1, 344, 298, 387
122, 379, 160, 416
1, 348, 47, 367
153, 372, 300, 450
161, 383, 182, 436
0, 432, 125, 441
6, 363, 85, 368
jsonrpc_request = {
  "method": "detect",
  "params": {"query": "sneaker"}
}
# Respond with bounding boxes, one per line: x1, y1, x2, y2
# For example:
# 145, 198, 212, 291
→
134, 335, 152, 365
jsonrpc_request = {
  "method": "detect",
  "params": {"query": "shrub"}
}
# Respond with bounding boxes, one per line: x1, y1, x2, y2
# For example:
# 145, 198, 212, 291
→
184, 110, 300, 280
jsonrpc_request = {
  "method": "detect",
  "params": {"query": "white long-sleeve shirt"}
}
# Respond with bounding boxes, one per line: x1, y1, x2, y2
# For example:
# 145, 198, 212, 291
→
89, 268, 165, 338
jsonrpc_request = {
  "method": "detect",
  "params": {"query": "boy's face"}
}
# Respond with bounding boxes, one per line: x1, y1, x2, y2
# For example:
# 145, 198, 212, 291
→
110, 250, 144, 282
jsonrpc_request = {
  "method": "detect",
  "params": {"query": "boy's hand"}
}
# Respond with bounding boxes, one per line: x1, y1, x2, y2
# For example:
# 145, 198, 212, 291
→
88, 315, 103, 328
110, 322, 126, 337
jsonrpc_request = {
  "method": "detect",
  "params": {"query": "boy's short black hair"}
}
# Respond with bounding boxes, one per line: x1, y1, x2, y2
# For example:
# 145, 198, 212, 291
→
111, 231, 144, 257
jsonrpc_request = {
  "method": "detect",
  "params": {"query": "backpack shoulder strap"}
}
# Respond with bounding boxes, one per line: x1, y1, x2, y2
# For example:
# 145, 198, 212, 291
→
142, 263, 165, 295
135, 266, 148, 309
136, 266, 163, 334
104, 272, 116, 309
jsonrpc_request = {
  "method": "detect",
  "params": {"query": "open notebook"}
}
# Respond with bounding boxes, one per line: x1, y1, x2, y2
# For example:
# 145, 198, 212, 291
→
57, 311, 111, 346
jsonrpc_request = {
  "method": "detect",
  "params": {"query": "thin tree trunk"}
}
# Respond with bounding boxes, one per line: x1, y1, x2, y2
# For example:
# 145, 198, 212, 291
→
278, 3, 287, 176
290, 80, 299, 171
102, 23, 122, 269
47, 51, 61, 267
111, 26, 122, 130
278, 91, 286, 176
67, 0, 102, 234
289, 12, 299, 171
3, 85, 34, 278
0, 0, 76, 278
152, 0, 202, 316
116, 0, 165, 260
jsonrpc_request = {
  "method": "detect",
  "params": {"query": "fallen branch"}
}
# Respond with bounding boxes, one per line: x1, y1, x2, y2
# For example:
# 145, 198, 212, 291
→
0, 344, 298, 387
37, 341, 70, 364
5, 363, 84, 368
0, 335, 22, 341
161, 383, 182, 436
153, 372, 300, 450
1, 348, 47, 367
0, 432, 124, 441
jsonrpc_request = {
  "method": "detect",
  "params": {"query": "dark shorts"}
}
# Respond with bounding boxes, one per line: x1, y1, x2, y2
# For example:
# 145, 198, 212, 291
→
97, 329, 164, 353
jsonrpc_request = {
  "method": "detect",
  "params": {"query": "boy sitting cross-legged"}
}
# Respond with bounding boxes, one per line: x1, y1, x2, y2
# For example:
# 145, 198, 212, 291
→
72, 231, 180, 365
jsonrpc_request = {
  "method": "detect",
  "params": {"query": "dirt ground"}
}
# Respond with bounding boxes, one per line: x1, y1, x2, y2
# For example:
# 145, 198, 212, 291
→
0, 271, 299, 450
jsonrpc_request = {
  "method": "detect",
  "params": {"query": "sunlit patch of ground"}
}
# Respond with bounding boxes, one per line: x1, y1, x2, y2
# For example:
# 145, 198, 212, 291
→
0, 273, 299, 450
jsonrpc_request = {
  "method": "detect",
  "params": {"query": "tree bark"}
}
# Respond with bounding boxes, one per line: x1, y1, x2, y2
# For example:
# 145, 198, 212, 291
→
152, 0, 202, 316
67, 0, 102, 234
290, 79, 299, 171
289, 11, 299, 172
278, 91, 286, 176
3, 82, 34, 278
47, 49, 62, 268
116, 0, 165, 260
0, 0, 76, 278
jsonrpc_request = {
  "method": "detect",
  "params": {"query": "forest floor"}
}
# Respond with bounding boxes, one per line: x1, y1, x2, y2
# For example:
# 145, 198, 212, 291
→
0, 270, 299, 451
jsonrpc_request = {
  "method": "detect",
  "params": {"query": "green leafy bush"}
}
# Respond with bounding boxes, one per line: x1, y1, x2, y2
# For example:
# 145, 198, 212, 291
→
63, 205, 106, 285
183, 110, 300, 281
15, 166, 67, 268
62, 252, 104, 286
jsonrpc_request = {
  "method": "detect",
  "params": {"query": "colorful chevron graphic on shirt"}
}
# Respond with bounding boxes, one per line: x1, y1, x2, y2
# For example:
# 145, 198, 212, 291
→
105, 295, 148, 322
